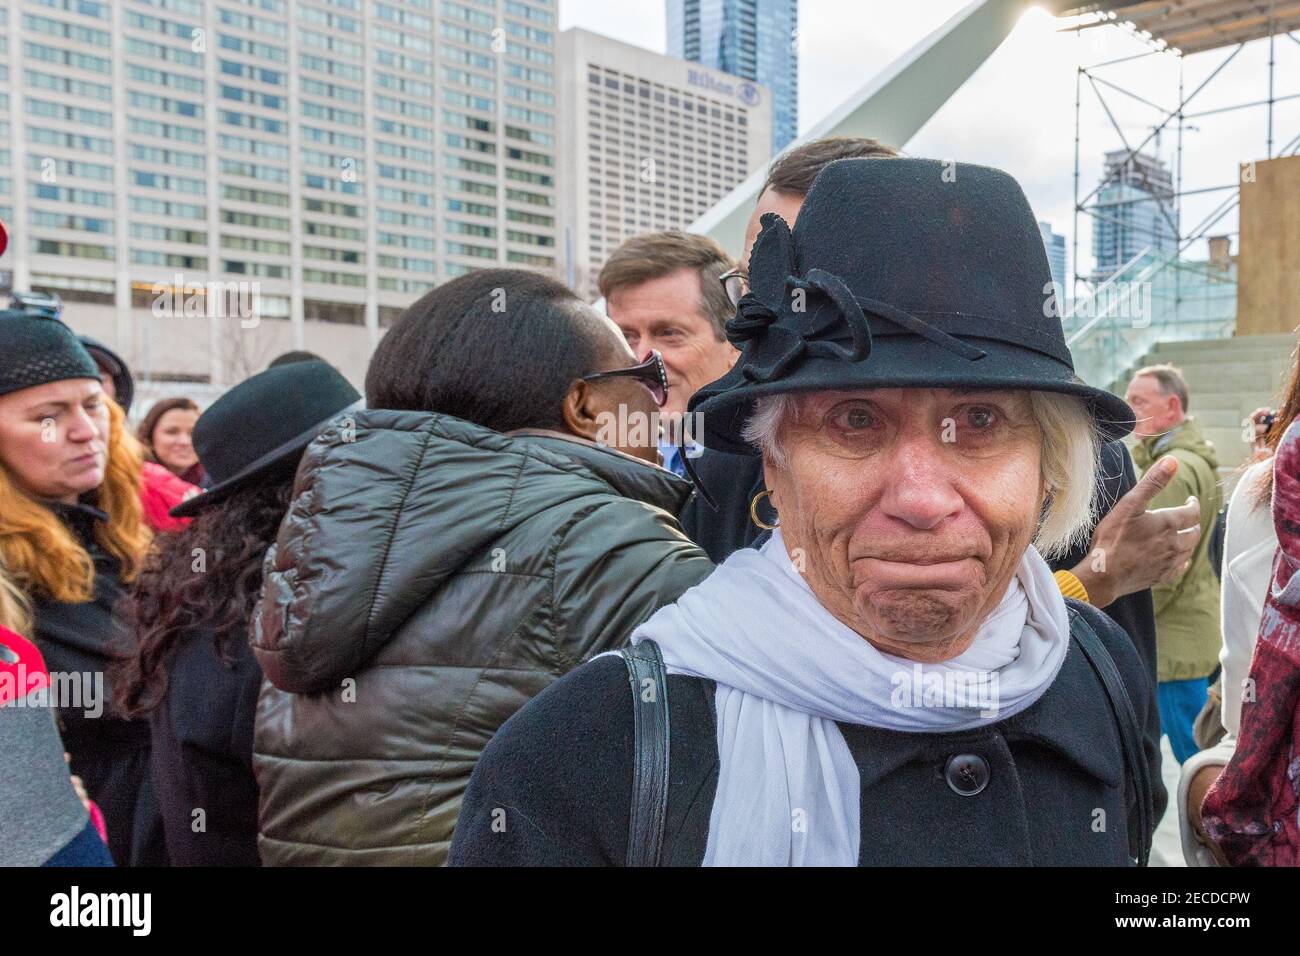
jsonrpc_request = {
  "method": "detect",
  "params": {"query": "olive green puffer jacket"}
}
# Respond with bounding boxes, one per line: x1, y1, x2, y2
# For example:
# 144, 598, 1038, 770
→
251, 410, 712, 865
1132, 416, 1223, 682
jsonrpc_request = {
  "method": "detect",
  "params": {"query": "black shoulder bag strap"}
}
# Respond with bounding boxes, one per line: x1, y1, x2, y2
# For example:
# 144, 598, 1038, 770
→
619, 638, 671, 867
1068, 609, 1154, 867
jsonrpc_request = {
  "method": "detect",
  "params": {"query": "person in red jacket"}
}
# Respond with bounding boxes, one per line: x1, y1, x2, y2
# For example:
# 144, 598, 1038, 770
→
137, 397, 206, 488
138, 462, 198, 533
78, 336, 199, 533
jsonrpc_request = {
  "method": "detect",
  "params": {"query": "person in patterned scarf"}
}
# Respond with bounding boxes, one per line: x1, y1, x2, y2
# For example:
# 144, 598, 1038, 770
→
1201, 414, 1300, 865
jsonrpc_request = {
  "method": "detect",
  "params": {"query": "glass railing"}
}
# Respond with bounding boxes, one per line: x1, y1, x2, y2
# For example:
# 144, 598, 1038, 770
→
1064, 248, 1237, 395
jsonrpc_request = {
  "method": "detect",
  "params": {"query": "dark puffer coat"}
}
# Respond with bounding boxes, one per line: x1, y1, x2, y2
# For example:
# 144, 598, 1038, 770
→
251, 411, 713, 865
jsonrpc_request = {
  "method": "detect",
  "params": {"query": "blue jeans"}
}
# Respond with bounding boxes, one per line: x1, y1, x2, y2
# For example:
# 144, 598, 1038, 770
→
43, 818, 114, 867
1158, 677, 1209, 765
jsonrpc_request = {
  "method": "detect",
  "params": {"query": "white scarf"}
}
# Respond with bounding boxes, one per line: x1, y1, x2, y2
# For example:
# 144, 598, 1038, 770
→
628, 529, 1070, 866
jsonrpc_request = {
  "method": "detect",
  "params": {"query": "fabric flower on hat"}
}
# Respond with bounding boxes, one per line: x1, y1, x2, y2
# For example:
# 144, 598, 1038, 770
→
726, 213, 875, 384
727, 213, 986, 386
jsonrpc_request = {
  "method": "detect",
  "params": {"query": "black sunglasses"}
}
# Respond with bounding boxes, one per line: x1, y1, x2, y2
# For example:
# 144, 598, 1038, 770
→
580, 350, 668, 407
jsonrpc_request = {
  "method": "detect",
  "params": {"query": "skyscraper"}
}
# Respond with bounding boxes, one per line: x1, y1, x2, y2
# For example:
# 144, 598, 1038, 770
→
0, 0, 559, 389
1091, 149, 1177, 282
557, 28, 772, 298
1038, 220, 1067, 297
666, 0, 797, 153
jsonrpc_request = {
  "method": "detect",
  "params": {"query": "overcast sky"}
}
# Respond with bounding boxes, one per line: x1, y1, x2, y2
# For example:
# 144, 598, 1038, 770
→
559, 1, 1300, 278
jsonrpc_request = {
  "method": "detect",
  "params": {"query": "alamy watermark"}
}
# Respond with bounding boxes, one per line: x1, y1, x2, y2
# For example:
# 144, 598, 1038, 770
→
50, 886, 151, 936
0, 666, 103, 718
595, 408, 705, 458
890, 664, 1000, 719
1045, 280, 1153, 327
151, 275, 262, 329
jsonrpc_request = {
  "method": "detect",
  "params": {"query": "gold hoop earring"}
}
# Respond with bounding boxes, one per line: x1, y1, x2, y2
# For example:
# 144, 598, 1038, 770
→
749, 489, 779, 531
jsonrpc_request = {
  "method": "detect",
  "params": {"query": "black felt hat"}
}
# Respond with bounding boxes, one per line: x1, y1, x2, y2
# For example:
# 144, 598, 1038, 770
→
170, 361, 360, 518
0, 310, 101, 398
689, 157, 1135, 456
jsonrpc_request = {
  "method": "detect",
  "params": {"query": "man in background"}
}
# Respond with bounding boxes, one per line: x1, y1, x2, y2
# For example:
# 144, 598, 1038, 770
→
1127, 363, 1223, 764
599, 230, 736, 476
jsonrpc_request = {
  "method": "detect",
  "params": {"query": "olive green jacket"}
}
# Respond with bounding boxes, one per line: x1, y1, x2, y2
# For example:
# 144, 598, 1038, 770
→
1131, 417, 1223, 682
251, 411, 713, 865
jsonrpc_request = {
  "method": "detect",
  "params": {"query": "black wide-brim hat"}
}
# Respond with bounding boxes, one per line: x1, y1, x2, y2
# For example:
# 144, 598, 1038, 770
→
171, 361, 360, 518
689, 157, 1135, 456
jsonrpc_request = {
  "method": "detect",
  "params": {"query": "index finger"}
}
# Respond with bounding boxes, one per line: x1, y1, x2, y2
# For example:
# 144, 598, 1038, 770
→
1116, 455, 1179, 516
1150, 497, 1203, 534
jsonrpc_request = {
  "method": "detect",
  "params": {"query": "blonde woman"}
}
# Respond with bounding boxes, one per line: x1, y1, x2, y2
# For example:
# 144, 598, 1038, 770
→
0, 309, 161, 865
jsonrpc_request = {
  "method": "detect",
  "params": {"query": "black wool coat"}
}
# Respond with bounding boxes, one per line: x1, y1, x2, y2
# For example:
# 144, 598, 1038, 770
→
32, 501, 167, 866
449, 600, 1161, 867
149, 626, 262, 866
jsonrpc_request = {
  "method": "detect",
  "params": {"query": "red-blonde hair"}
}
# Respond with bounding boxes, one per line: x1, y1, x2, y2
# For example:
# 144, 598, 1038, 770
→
0, 399, 152, 603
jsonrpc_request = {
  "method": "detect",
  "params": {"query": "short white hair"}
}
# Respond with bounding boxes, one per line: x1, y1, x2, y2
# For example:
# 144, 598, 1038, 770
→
742, 390, 1101, 561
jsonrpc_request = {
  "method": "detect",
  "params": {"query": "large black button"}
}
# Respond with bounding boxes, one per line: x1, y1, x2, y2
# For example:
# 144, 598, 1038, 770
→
945, 753, 990, 796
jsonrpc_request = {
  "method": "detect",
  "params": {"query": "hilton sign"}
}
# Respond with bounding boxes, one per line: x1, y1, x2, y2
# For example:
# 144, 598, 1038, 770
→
686, 68, 762, 107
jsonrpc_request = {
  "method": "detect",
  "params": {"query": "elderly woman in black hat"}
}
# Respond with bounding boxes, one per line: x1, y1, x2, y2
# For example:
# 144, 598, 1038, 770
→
450, 158, 1163, 867
115, 361, 359, 866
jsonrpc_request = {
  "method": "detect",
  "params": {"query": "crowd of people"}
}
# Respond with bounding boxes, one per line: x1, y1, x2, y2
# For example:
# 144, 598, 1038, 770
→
2, 136, 1298, 867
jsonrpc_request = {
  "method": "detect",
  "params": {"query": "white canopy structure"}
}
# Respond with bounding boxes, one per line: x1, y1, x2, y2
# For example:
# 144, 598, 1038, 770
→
688, 0, 1118, 255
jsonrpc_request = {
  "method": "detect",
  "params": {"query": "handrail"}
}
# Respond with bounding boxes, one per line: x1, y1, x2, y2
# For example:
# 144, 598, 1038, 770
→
1065, 244, 1164, 346
1063, 245, 1238, 394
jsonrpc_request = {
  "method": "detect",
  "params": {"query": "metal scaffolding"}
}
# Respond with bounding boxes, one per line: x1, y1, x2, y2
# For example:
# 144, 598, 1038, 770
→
1063, 2, 1300, 302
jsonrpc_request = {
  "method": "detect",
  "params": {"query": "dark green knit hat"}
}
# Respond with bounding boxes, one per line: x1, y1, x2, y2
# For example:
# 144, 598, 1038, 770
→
0, 310, 101, 397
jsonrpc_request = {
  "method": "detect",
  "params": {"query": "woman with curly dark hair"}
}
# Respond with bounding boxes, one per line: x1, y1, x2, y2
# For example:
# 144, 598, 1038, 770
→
116, 361, 359, 866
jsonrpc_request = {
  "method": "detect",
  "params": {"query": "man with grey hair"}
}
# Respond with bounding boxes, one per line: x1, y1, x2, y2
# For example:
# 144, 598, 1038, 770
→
599, 230, 737, 476
1126, 363, 1223, 764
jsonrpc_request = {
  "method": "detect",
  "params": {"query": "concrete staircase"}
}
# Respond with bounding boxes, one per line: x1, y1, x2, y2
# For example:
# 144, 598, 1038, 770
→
1117, 334, 1296, 473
